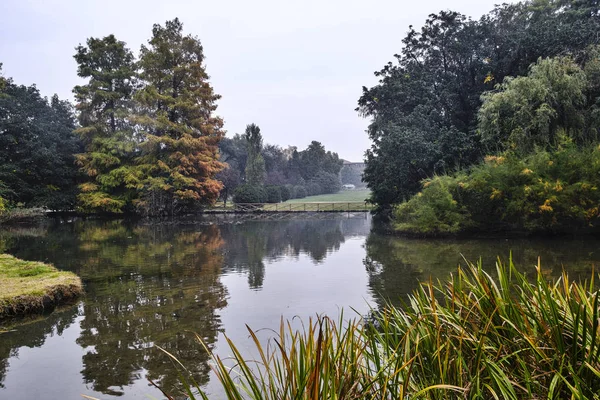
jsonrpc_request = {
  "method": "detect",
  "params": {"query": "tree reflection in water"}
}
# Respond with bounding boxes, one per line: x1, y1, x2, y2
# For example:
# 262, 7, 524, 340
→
364, 232, 600, 310
0, 215, 370, 397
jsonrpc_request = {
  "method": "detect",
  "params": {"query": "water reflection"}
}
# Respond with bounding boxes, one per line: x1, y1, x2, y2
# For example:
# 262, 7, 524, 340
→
0, 214, 370, 398
2, 215, 598, 399
364, 232, 600, 308
0, 305, 79, 389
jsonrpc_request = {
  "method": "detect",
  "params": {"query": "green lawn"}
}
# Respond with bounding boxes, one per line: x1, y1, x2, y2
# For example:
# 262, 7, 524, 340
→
0, 254, 83, 319
284, 189, 371, 203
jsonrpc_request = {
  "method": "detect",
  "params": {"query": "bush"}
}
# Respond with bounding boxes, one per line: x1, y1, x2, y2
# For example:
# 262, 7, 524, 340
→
264, 185, 282, 203
280, 185, 291, 202
393, 145, 600, 235
393, 175, 471, 235
306, 181, 322, 196
294, 185, 307, 199
313, 171, 341, 194
233, 184, 266, 203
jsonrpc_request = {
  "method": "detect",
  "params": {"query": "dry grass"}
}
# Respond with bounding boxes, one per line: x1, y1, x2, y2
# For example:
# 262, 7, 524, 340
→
0, 254, 83, 319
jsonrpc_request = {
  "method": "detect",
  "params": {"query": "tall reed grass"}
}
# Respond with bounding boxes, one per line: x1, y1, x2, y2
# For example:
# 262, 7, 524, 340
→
161, 257, 600, 399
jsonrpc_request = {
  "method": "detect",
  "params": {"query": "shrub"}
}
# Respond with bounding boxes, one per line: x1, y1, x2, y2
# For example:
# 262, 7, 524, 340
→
280, 185, 291, 202
313, 171, 341, 194
393, 175, 471, 235
264, 185, 282, 203
394, 145, 600, 235
306, 181, 322, 196
233, 184, 266, 203
294, 185, 307, 199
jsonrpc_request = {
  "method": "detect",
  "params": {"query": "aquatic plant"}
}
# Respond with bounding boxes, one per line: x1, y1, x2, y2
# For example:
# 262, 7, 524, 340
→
161, 257, 600, 399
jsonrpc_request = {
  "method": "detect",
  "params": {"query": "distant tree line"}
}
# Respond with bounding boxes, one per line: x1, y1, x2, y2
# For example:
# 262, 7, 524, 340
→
218, 124, 343, 204
0, 18, 345, 215
358, 0, 600, 213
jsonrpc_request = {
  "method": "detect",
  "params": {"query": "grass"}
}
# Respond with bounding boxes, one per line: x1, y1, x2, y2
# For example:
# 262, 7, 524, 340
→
0, 253, 83, 319
284, 189, 371, 203
161, 257, 600, 399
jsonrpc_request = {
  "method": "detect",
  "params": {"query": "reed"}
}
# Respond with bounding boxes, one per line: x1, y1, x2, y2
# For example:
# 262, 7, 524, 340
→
163, 257, 600, 399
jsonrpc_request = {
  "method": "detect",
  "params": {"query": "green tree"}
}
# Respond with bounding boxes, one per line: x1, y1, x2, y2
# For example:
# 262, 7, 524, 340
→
133, 18, 225, 215
0, 78, 81, 209
73, 34, 138, 213
243, 123, 266, 186
479, 56, 592, 153
298, 141, 343, 181
359, 1, 600, 211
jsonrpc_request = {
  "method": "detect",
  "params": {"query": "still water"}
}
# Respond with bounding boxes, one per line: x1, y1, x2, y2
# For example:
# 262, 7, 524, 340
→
0, 214, 598, 399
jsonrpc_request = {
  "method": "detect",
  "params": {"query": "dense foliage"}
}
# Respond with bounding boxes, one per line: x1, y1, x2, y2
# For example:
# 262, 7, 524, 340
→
73, 35, 137, 213
0, 69, 81, 210
243, 124, 266, 186
394, 53, 600, 235
74, 19, 225, 215
220, 128, 344, 203
359, 0, 600, 210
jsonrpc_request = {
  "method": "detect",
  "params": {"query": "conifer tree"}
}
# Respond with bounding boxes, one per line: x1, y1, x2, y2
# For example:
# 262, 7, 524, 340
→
243, 123, 265, 186
133, 18, 225, 215
73, 35, 137, 213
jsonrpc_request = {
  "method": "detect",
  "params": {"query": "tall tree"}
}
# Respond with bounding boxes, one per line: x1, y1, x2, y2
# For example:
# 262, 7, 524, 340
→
73, 35, 137, 213
359, 0, 600, 211
0, 79, 81, 209
243, 123, 265, 186
133, 18, 225, 215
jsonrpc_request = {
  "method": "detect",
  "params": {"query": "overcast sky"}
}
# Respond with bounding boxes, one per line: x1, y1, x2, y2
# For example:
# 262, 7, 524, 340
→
1, 0, 507, 161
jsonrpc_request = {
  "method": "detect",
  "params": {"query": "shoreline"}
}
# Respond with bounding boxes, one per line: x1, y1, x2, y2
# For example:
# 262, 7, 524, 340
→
0, 254, 83, 321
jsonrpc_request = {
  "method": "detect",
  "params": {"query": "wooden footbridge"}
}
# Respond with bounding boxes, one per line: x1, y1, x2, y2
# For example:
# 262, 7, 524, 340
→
206, 201, 372, 214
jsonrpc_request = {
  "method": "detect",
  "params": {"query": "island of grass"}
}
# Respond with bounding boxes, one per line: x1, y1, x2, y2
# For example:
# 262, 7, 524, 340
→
0, 254, 82, 320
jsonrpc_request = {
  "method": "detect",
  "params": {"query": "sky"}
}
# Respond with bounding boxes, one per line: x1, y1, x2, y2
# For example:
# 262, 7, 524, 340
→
1, 0, 507, 161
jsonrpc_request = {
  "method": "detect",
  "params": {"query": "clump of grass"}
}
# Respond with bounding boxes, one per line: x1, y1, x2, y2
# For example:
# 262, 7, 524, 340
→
163, 257, 600, 399
0, 254, 83, 319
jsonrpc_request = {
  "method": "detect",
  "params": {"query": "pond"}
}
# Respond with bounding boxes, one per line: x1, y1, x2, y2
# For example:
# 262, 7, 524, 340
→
0, 214, 598, 399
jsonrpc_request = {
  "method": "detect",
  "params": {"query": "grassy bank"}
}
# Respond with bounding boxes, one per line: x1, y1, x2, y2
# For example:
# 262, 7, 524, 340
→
164, 258, 600, 399
284, 189, 371, 203
0, 254, 82, 320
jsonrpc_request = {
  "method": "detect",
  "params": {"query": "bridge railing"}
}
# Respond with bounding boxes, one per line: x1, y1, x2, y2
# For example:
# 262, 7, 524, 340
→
208, 201, 372, 213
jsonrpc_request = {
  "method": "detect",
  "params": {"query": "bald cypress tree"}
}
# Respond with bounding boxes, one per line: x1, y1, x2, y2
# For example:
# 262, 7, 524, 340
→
133, 18, 225, 215
73, 35, 137, 213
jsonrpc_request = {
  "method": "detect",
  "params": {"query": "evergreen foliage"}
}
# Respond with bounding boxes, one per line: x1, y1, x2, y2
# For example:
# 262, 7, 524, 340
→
233, 184, 267, 204
393, 51, 600, 235
264, 185, 282, 203
0, 77, 81, 210
73, 34, 137, 213
243, 124, 266, 186
133, 18, 225, 215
